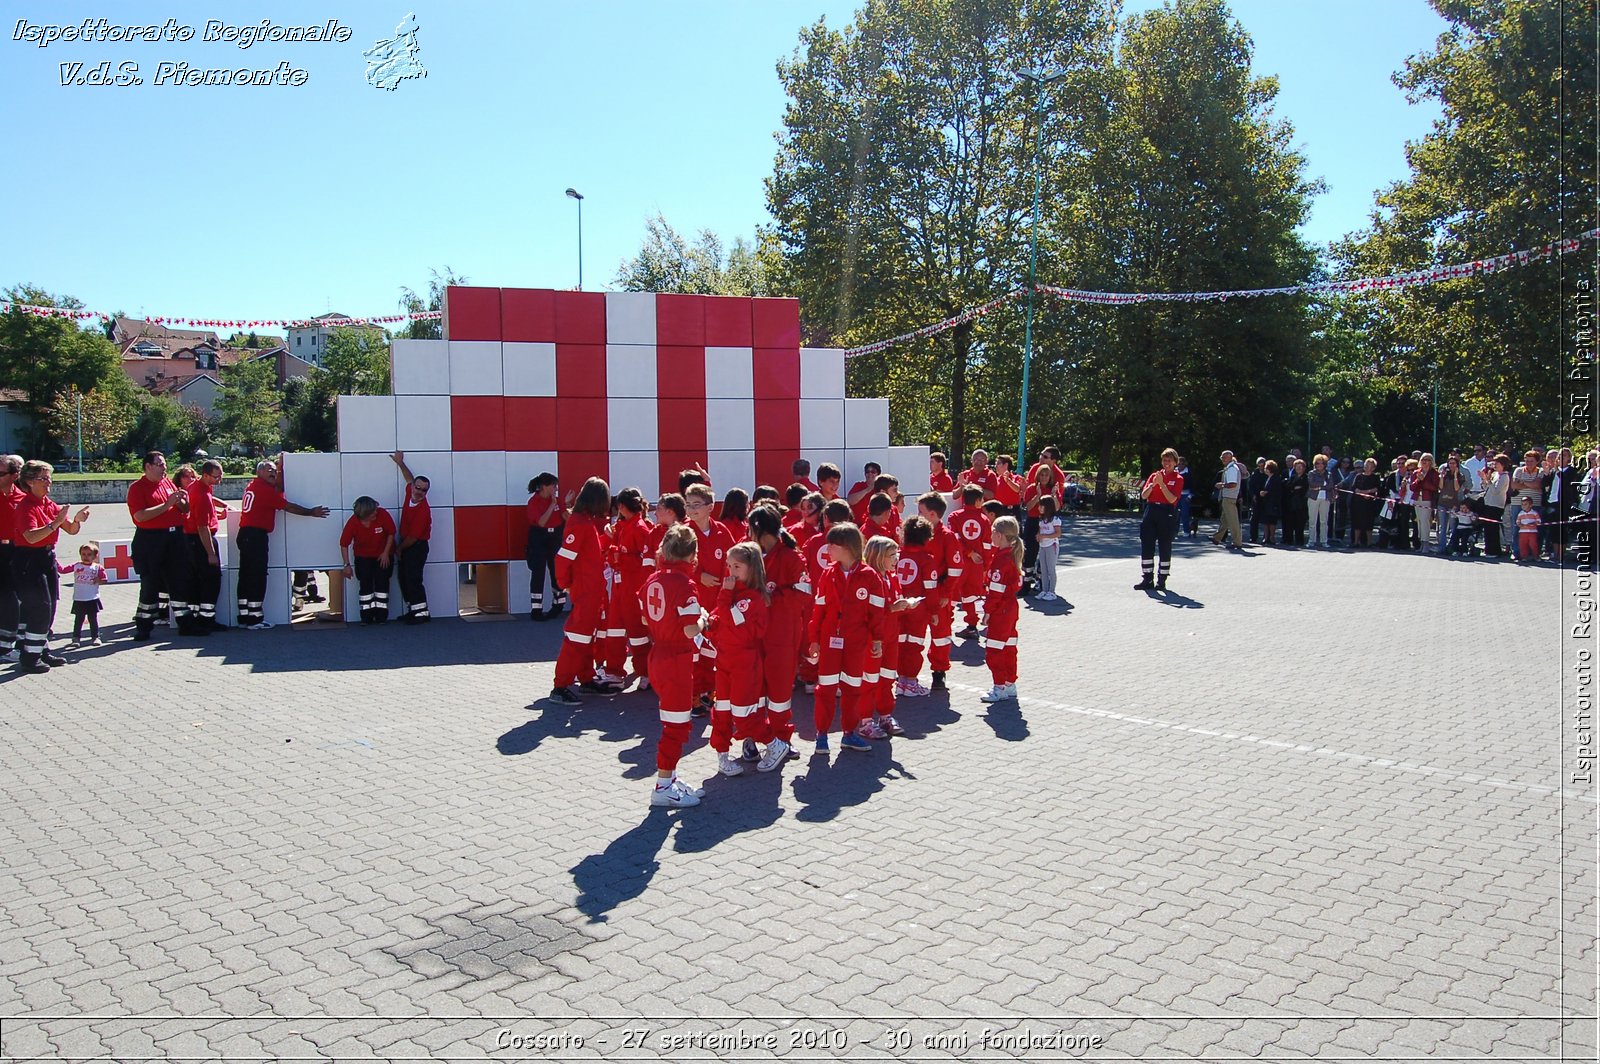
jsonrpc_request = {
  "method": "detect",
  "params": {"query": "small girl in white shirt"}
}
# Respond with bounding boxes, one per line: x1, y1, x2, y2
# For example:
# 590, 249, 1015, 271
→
59, 541, 108, 647
1036, 497, 1062, 601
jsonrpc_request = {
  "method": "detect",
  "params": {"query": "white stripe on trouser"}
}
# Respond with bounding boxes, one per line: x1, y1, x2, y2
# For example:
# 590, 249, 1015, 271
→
564, 631, 593, 644
716, 699, 733, 713
877, 669, 895, 682
731, 703, 758, 718
373, 592, 388, 605
604, 628, 626, 638
701, 645, 718, 659
818, 673, 840, 685
360, 594, 374, 604
20, 628, 46, 653
412, 605, 430, 617
932, 636, 952, 647
628, 636, 649, 646
196, 604, 215, 619
0, 627, 14, 650
660, 709, 692, 724
768, 699, 792, 713
840, 673, 861, 687
988, 581, 1006, 592
983, 636, 1018, 649
1141, 560, 1155, 572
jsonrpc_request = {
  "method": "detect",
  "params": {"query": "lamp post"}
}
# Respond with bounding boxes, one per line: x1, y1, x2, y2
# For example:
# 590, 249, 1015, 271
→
1016, 67, 1065, 464
565, 188, 584, 290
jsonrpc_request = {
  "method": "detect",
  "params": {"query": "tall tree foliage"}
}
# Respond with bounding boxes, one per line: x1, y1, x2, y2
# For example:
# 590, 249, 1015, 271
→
1336, 0, 1596, 442
213, 357, 283, 454
398, 267, 466, 340
615, 214, 781, 295
768, 0, 1115, 457
0, 285, 123, 457
43, 385, 137, 464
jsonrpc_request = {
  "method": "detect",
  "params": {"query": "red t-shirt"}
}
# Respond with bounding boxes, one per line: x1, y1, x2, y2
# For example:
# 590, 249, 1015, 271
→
240, 477, 287, 532
992, 472, 1024, 507
340, 508, 395, 558
930, 470, 955, 493
184, 480, 219, 535
17, 493, 64, 548
126, 475, 185, 531
399, 493, 432, 543
1143, 470, 1183, 505
0, 483, 24, 542
526, 494, 562, 530
796, 477, 819, 493
958, 467, 998, 497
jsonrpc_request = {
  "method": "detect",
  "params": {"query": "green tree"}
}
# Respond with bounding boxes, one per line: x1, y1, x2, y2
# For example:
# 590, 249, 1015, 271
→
213, 356, 282, 454
0, 285, 123, 456
43, 384, 138, 466
1336, 0, 1596, 444
121, 392, 202, 456
398, 267, 466, 340
321, 327, 391, 396
615, 214, 782, 295
282, 376, 335, 452
768, 0, 1117, 457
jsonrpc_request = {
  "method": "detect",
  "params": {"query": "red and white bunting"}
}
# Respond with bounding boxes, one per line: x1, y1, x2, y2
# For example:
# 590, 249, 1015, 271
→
0, 304, 445, 330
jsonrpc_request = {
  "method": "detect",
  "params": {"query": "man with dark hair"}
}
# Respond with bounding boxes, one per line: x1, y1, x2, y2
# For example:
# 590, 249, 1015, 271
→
236, 457, 329, 629
791, 459, 818, 493
182, 460, 226, 634
125, 450, 191, 641
391, 452, 433, 624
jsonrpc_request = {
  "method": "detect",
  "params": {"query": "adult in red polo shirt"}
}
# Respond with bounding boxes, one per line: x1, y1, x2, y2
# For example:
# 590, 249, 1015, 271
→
1135, 448, 1183, 592
846, 462, 883, 519
992, 455, 1025, 517
236, 457, 330, 629
14, 461, 87, 672
125, 450, 192, 641
391, 452, 433, 624
182, 460, 225, 635
955, 449, 998, 499
340, 496, 396, 624
929, 452, 955, 493
0, 453, 25, 660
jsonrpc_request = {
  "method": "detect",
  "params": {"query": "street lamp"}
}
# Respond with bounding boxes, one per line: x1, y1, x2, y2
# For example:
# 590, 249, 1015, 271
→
565, 188, 584, 290
1016, 66, 1066, 465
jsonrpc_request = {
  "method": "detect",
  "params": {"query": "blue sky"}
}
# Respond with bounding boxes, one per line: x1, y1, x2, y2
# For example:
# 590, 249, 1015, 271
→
1, 0, 1447, 324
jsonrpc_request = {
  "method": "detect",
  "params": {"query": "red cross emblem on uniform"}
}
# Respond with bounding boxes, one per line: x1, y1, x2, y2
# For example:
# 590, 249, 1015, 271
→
103, 542, 136, 582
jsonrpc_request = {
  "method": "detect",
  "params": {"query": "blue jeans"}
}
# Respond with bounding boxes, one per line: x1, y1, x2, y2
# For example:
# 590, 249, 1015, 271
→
1177, 494, 1192, 534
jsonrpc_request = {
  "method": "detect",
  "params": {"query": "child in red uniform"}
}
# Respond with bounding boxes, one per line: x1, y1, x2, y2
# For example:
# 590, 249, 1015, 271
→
816, 463, 843, 503
781, 483, 809, 531
643, 493, 686, 573
685, 483, 738, 714
980, 516, 1024, 702
550, 477, 616, 705
862, 535, 916, 739
895, 516, 940, 697
705, 542, 774, 777
720, 488, 750, 542
791, 459, 819, 495
916, 492, 962, 690
641, 525, 706, 807
949, 484, 992, 635
339, 495, 396, 625
930, 452, 955, 493
602, 488, 653, 686
807, 523, 886, 754
747, 504, 803, 770
863, 493, 902, 544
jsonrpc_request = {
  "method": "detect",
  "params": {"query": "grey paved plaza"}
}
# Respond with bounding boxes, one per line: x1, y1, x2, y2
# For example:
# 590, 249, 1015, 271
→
1, 519, 1595, 1061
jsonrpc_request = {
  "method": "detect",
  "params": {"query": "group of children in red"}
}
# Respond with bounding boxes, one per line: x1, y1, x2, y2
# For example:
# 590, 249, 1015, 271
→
539, 461, 1026, 808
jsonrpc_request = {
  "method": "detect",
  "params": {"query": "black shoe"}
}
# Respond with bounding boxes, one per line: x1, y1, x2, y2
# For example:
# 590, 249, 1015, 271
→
41, 652, 68, 667
18, 658, 50, 674
133, 627, 152, 642
530, 611, 547, 622
1134, 577, 1155, 590
691, 694, 712, 717
579, 679, 620, 694
305, 593, 326, 603
957, 625, 979, 639
931, 671, 947, 691
1155, 578, 1167, 591
549, 686, 583, 706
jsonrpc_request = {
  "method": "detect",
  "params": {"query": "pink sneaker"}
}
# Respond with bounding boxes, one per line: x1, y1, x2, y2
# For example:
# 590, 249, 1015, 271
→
897, 679, 930, 698
881, 715, 905, 735
856, 718, 887, 740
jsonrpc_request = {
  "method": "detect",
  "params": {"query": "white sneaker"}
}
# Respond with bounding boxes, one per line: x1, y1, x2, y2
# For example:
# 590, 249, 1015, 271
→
650, 782, 700, 807
246, 622, 275, 631
979, 686, 1006, 703
717, 752, 746, 777
595, 669, 628, 687
757, 738, 791, 772
671, 775, 705, 797
89, 638, 103, 647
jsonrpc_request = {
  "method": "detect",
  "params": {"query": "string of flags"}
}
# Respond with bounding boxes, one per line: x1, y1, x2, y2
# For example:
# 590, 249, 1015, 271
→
844, 227, 1600, 356
0, 305, 444, 331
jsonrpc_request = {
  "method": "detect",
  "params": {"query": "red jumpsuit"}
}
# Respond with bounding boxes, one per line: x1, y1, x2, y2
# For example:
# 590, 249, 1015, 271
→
871, 571, 901, 713
809, 562, 886, 736
706, 584, 769, 752
604, 514, 652, 678
553, 512, 605, 688
640, 562, 702, 772
895, 544, 939, 680
982, 546, 1023, 686
926, 522, 964, 672
797, 522, 831, 685
761, 540, 809, 742
949, 506, 993, 626
690, 519, 738, 697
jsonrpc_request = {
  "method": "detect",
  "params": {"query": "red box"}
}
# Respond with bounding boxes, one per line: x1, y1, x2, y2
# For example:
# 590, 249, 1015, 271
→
505, 506, 528, 562
501, 288, 555, 342
556, 344, 606, 397
444, 286, 502, 342
455, 506, 510, 563
656, 399, 708, 452
753, 348, 801, 400
559, 451, 609, 492
656, 293, 705, 346
504, 396, 558, 451
756, 450, 797, 491
450, 396, 505, 451
656, 346, 706, 399
752, 297, 800, 348
659, 451, 707, 494
555, 397, 608, 452
704, 296, 754, 346
754, 398, 801, 453
553, 290, 606, 344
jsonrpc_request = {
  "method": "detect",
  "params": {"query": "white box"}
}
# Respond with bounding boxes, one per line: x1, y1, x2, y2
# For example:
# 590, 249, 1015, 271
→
887, 446, 933, 493
799, 399, 847, 450
801, 347, 846, 400
453, 451, 508, 507
285, 507, 349, 569
393, 452, 452, 506
706, 398, 755, 450
605, 291, 656, 346
608, 450, 661, 497
502, 341, 557, 397
607, 398, 658, 451
704, 347, 754, 399
448, 340, 503, 395
391, 339, 450, 395
225, 507, 289, 566
844, 449, 892, 488
394, 395, 453, 452
844, 397, 891, 449
801, 451, 844, 483
420, 562, 460, 620
264, 568, 292, 626
504, 452, 558, 506
281, 452, 343, 503
605, 344, 657, 398
340, 452, 404, 511
506, 559, 533, 614
336, 395, 398, 454
708, 450, 757, 494
340, 566, 404, 623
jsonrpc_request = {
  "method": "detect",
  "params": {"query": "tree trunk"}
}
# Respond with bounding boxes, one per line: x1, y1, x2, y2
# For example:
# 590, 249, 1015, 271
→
1095, 432, 1113, 511
950, 321, 972, 459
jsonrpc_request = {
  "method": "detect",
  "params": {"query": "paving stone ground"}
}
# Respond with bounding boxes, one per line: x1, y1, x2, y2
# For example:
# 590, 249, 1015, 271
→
1, 518, 1595, 1062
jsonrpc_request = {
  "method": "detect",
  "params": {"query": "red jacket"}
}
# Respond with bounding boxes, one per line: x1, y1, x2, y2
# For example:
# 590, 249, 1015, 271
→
611, 514, 652, 589
640, 562, 702, 655
690, 519, 738, 603
763, 540, 812, 632
340, 509, 395, 558
809, 562, 887, 647
706, 584, 768, 659
555, 512, 605, 596
982, 545, 1023, 619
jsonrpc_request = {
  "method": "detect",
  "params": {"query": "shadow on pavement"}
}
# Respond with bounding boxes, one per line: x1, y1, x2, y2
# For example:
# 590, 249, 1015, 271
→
570, 810, 678, 923
789, 747, 912, 823
980, 694, 1029, 741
